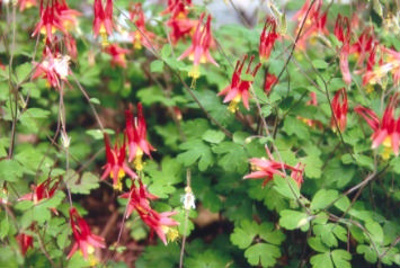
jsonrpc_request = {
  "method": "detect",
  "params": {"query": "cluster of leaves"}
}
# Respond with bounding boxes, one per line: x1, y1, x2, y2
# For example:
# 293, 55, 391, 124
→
2, 0, 400, 267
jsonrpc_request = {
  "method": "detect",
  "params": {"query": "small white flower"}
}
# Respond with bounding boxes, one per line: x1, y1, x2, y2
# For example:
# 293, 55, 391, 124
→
53, 55, 71, 79
181, 187, 196, 210
61, 132, 71, 149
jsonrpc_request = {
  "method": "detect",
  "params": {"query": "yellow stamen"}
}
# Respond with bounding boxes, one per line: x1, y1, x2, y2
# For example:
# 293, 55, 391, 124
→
161, 226, 179, 243
99, 25, 109, 47
188, 65, 200, 80
228, 95, 241, 113
365, 84, 374, 94
134, 148, 144, 171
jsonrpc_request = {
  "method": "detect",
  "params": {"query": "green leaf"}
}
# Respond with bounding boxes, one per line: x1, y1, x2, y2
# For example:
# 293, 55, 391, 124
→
331, 249, 351, 268
312, 60, 328, 69
302, 154, 323, 179
202, 130, 225, 144
310, 252, 334, 268
65, 170, 100, 195
357, 244, 378, 263
308, 237, 330, 253
85, 128, 114, 140
0, 159, 23, 182
283, 116, 310, 140
324, 159, 355, 188
230, 220, 259, 249
279, 210, 309, 230
258, 223, 285, 245
272, 176, 300, 200
150, 60, 164, 73
20, 108, 50, 119
244, 243, 281, 267
311, 189, 339, 211
89, 98, 101, 105
365, 221, 384, 244
0, 218, 10, 239
15, 62, 32, 84
212, 141, 247, 173
177, 139, 213, 171
185, 250, 231, 268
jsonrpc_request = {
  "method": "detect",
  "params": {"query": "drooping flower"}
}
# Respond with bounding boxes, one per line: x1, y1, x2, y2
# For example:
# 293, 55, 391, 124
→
350, 27, 375, 67
101, 133, 137, 190
218, 55, 261, 113
119, 180, 158, 219
293, 0, 328, 50
354, 94, 400, 158
264, 72, 278, 93
32, 46, 71, 89
129, 3, 159, 50
259, 17, 279, 63
334, 14, 352, 85
18, 177, 60, 214
164, 0, 196, 45
125, 103, 155, 170
16, 232, 34, 256
244, 146, 303, 187
177, 13, 218, 79
55, 0, 81, 32
161, 0, 192, 16
140, 210, 179, 245
32, 0, 66, 42
119, 180, 179, 245
381, 47, 400, 85
104, 44, 130, 68
331, 88, 348, 132
67, 207, 106, 260
93, 0, 113, 46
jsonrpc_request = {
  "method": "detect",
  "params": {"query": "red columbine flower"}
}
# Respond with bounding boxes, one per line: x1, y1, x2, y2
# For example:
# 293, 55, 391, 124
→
32, 0, 66, 42
331, 88, 348, 132
93, 0, 113, 46
293, 0, 328, 50
177, 13, 218, 79
125, 103, 155, 170
16, 232, 34, 256
244, 146, 303, 187
381, 47, 400, 85
119, 180, 158, 219
120, 181, 179, 245
218, 55, 261, 113
259, 17, 279, 63
67, 207, 106, 260
161, 0, 192, 15
55, 0, 81, 32
350, 27, 375, 67
140, 210, 179, 245
264, 72, 278, 93
334, 14, 352, 85
32, 46, 71, 89
355, 94, 400, 158
101, 133, 137, 190
18, 177, 59, 214
129, 3, 159, 50
165, 0, 197, 45
105, 44, 130, 68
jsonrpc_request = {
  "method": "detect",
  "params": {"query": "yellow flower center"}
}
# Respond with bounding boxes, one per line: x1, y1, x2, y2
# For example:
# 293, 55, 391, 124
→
188, 65, 200, 80
228, 95, 241, 113
134, 148, 144, 171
